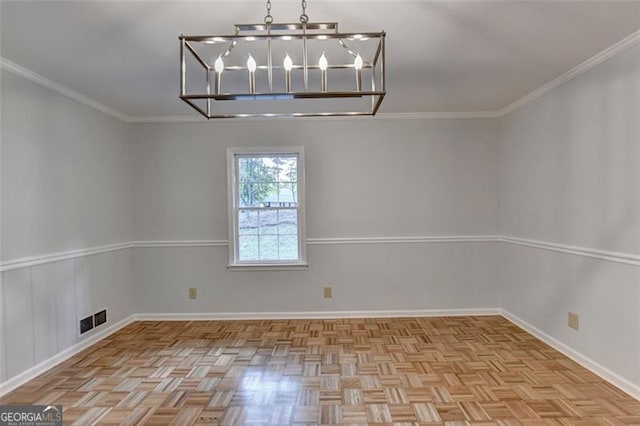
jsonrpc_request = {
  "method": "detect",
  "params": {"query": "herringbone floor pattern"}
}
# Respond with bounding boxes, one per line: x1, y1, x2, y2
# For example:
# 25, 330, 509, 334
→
1, 316, 638, 425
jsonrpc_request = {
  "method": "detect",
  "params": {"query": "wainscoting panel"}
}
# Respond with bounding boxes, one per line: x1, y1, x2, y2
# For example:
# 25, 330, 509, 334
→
0, 248, 135, 386
3, 268, 36, 380
31, 263, 60, 365
53, 260, 78, 354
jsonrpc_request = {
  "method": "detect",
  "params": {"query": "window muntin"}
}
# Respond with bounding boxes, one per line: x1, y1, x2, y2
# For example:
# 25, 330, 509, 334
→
227, 147, 306, 267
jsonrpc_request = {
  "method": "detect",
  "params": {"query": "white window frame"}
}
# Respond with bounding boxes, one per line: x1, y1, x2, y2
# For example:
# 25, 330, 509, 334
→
226, 146, 307, 270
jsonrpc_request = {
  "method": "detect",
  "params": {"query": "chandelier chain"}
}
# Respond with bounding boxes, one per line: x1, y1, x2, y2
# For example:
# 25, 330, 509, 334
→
264, 0, 273, 24
300, 0, 309, 24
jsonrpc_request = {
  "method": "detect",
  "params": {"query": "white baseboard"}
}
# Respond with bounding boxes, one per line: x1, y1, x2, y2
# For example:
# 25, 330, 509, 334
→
135, 308, 502, 321
0, 314, 137, 398
500, 309, 640, 401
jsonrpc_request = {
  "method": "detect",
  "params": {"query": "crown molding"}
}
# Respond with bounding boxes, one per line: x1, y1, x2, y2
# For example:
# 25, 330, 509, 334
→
2, 29, 639, 123
379, 111, 501, 120
0, 57, 129, 122
496, 29, 640, 117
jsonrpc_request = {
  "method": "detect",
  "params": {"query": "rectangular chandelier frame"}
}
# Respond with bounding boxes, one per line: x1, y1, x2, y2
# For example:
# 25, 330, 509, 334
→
180, 22, 386, 119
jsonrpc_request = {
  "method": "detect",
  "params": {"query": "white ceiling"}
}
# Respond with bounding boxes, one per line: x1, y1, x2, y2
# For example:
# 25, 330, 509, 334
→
1, 0, 639, 118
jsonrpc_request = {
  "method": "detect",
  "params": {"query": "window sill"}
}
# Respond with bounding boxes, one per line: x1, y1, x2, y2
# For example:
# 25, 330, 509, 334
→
227, 262, 309, 271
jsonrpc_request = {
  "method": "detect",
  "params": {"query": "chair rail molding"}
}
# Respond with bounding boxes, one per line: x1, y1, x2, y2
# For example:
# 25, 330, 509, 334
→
2, 236, 638, 272
500, 236, 640, 267
0, 242, 133, 272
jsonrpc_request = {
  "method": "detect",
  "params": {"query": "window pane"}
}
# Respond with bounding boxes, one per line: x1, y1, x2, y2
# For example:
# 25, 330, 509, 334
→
260, 157, 279, 183
279, 235, 298, 260
238, 158, 259, 182
238, 235, 259, 261
259, 235, 278, 260
278, 183, 297, 206
239, 157, 278, 183
278, 210, 298, 235
258, 210, 278, 235
238, 210, 258, 235
239, 182, 276, 207
279, 156, 297, 182
258, 183, 278, 207
239, 157, 277, 183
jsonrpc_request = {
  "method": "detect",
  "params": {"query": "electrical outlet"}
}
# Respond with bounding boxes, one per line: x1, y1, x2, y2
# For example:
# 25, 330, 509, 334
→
323, 286, 332, 299
568, 312, 579, 330
189, 288, 197, 299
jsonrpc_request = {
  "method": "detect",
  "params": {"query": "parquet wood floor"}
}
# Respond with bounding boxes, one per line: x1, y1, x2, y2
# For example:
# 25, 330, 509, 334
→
1, 316, 638, 425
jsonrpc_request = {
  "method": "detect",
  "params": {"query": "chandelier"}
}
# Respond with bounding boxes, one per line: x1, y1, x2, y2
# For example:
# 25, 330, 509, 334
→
179, 0, 386, 118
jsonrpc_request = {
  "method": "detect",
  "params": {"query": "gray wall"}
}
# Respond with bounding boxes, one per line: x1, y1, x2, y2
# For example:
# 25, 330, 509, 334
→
499, 44, 640, 387
131, 119, 501, 313
0, 71, 135, 384
2, 72, 133, 260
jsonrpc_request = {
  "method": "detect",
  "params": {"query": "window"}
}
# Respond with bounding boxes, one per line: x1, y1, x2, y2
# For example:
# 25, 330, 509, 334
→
227, 147, 306, 269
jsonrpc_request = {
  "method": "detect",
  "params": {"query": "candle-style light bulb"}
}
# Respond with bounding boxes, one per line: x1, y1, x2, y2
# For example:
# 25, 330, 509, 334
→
354, 54, 363, 92
319, 52, 328, 92
247, 54, 257, 73
247, 54, 257, 93
283, 54, 293, 92
214, 55, 224, 73
213, 55, 224, 94
283, 54, 293, 72
354, 54, 363, 70
318, 52, 328, 71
